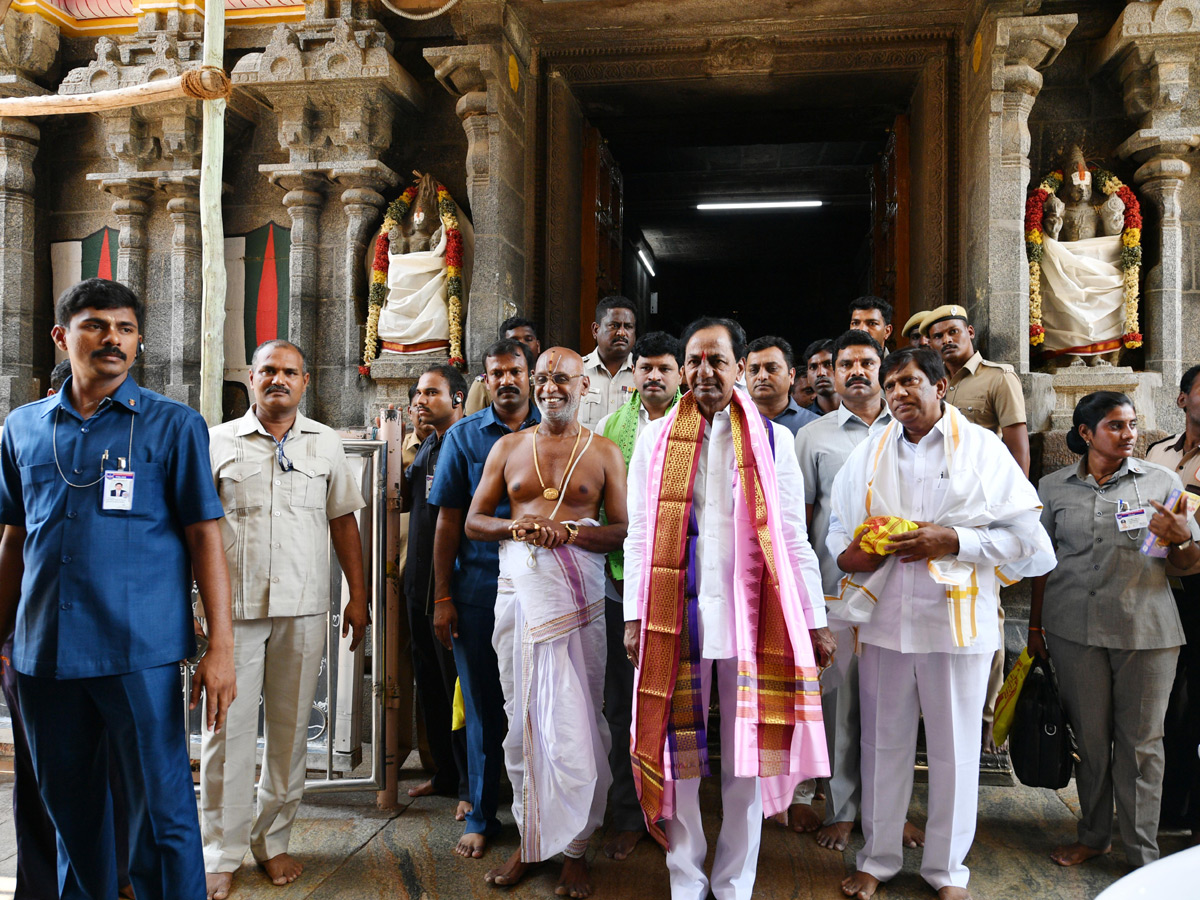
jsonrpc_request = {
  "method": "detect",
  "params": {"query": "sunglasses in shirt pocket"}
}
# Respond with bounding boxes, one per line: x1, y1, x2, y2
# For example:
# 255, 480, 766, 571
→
289, 457, 331, 510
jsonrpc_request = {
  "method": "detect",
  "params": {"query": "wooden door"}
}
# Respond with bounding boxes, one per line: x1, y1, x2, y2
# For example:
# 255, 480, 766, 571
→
872, 113, 910, 334
579, 123, 623, 353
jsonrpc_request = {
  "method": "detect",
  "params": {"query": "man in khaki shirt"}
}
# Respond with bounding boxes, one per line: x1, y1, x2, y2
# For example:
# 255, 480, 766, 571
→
579, 295, 637, 430
1147, 362, 1200, 845
924, 304, 1030, 754
202, 340, 369, 899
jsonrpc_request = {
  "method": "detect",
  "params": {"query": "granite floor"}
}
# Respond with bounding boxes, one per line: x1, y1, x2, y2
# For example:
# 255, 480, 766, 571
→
0, 754, 1192, 900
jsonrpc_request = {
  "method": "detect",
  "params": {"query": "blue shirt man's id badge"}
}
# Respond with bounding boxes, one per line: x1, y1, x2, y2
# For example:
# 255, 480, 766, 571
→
102, 470, 135, 511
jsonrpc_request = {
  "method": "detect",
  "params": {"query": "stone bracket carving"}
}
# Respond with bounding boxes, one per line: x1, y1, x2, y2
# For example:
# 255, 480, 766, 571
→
0, 9, 60, 98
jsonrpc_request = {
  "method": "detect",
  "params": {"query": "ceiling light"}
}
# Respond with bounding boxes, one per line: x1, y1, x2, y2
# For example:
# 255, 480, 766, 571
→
638, 248, 656, 277
696, 200, 823, 210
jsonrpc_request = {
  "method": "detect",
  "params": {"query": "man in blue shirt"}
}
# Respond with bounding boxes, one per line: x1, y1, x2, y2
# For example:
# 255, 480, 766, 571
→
745, 335, 820, 436
0, 278, 236, 900
429, 339, 539, 860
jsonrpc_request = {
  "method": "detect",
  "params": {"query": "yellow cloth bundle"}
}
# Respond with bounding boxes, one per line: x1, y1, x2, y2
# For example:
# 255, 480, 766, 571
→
853, 516, 919, 555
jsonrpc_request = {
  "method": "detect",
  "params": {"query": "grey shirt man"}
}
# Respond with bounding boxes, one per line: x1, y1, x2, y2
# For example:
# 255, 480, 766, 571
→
794, 404, 893, 601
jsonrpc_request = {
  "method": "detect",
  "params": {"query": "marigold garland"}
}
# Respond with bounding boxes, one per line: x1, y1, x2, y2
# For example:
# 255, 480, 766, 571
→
1025, 166, 1143, 351
360, 182, 468, 375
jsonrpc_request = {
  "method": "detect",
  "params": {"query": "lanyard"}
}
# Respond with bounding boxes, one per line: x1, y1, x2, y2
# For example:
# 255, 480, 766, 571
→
1091, 470, 1145, 540
52, 404, 135, 488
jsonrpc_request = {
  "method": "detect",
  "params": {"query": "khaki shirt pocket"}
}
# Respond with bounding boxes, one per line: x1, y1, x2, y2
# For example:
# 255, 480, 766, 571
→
218, 460, 264, 514
290, 457, 332, 510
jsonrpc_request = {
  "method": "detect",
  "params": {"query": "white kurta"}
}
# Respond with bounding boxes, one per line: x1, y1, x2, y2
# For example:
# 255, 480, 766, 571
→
825, 411, 1052, 891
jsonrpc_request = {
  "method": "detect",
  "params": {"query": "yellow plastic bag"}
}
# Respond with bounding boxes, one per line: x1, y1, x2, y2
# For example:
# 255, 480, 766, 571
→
451, 678, 466, 731
853, 516, 919, 555
992, 648, 1034, 746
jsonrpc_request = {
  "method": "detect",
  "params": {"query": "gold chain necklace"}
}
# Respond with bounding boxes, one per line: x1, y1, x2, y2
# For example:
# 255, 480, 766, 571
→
532, 422, 583, 501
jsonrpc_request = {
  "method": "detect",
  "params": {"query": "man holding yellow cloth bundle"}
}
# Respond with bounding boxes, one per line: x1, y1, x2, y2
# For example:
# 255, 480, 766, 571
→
828, 347, 1054, 900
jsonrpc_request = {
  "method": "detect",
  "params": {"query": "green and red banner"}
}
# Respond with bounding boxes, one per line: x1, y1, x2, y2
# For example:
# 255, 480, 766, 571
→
50, 226, 120, 301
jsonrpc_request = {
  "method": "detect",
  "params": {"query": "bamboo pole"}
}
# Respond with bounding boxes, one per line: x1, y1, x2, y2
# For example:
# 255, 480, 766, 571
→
0, 68, 230, 118
198, 6, 227, 426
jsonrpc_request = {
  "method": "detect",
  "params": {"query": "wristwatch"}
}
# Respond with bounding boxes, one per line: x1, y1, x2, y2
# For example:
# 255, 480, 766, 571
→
563, 522, 579, 545
1174, 539, 1194, 550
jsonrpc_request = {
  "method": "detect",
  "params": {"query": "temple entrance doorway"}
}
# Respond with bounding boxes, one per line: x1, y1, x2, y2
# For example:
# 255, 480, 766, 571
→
541, 35, 956, 355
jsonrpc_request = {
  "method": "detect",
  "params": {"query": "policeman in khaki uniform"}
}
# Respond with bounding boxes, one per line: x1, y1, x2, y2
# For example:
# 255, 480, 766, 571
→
901, 310, 930, 348
202, 340, 369, 899
923, 304, 1031, 753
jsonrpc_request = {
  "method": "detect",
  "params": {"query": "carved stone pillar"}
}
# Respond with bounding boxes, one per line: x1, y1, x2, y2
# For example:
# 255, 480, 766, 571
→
274, 174, 326, 368
97, 179, 155, 309
333, 165, 394, 370
234, 13, 423, 421
1091, 1, 1200, 429
0, 10, 59, 417
984, 14, 1076, 381
425, 43, 529, 369
162, 179, 202, 405
0, 117, 41, 417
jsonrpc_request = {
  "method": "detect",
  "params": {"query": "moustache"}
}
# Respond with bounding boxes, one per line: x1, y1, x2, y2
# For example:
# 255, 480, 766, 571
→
846, 376, 871, 387
496, 385, 520, 396
642, 381, 665, 391
93, 347, 126, 361
266, 385, 290, 394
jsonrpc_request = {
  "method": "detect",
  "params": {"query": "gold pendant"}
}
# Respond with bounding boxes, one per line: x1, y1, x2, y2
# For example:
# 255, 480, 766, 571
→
543, 488, 559, 501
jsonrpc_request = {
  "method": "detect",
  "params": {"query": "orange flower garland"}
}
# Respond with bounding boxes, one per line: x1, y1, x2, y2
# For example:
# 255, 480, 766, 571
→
360, 182, 467, 375
1025, 166, 1142, 351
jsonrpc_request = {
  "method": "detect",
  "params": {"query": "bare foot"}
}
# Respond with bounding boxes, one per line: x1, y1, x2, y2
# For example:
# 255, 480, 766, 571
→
456, 800, 473, 822
206, 872, 233, 900
937, 888, 972, 900
903, 821, 926, 848
1050, 842, 1110, 867
555, 856, 591, 897
841, 870, 881, 899
260, 853, 303, 886
816, 821, 854, 851
119, 885, 136, 900
981, 720, 998, 754
408, 779, 437, 798
604, 829, 643, 860
485, 849, 529, 886
788, 802, 821, 833
455, 832, 488, 859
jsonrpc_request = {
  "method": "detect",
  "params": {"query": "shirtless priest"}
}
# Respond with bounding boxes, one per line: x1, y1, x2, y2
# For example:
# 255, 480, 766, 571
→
466, 347, 629, 897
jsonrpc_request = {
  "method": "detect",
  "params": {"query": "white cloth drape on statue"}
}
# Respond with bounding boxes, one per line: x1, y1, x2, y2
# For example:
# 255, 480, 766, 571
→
1040, 234, 1125, 356
377, 226, 450, 351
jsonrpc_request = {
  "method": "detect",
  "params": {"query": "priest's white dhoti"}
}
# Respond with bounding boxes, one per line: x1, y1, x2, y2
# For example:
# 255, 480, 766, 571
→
1040, 234, 1125, 357
377, 227, 450, 354
497, 528, 612, 863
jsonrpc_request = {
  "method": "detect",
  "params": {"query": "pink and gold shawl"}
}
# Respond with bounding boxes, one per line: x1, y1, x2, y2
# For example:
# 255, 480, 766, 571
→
629, 389, 828, 849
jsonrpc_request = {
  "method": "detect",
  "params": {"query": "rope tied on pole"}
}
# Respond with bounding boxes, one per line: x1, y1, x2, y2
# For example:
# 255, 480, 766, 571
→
180, 66, 232, 101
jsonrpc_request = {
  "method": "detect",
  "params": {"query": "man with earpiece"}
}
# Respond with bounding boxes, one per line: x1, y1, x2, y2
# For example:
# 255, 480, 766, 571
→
401, 364, 471, 815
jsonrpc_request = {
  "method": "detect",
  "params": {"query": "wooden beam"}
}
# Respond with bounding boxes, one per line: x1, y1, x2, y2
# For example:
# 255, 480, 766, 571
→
0, 68, 230, 118
198, 10, 228, 425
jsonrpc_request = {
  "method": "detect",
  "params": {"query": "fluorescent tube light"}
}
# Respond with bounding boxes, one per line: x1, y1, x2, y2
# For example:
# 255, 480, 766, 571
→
696, 200, 823, 210
638, 248, 656, 277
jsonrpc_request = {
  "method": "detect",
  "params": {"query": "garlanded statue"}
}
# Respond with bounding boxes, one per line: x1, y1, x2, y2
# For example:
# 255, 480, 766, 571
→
361, 172, 474, 373
1026, 146, 1143, 368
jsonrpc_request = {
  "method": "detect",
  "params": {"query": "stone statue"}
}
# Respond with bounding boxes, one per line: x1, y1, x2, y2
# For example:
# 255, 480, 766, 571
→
1038, 147, 1127, 368
375, 172, 473, 356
